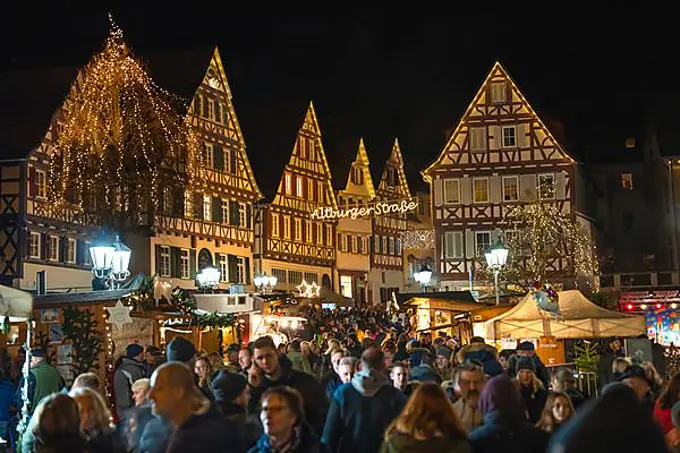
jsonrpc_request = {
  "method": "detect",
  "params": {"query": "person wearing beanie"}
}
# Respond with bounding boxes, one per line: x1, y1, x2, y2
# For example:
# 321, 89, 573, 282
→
17, 348, 64, 416
212, 370, 262, 448
166, 336, 197, 364
114, 342, 147, 421
470, 375, 549, 453
455, 338, 499, 375
435, 345, 453, 378
514, 355, 547, 424
409, 348, 442, 384
508, 341, 550, 388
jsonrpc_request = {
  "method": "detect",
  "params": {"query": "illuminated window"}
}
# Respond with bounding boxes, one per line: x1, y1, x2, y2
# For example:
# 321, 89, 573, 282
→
443, 179, 460, 204
296, 176, 303, 197
159, 246, 171, 277
283, 216, 291, 239
47, 235, 59, 261
203, 195, 211, 220
308, 139, 316, 161
318, 181, 324, 204
214, 103, 221, 124
538, 174, 555, 200
490, 82, 506, 103
475, 231, 491, 254
294, 218, 302, 241
203, 143, 213, 168
239, 202, 247, 228
340, 275, 353, 298
351, 236, 358, 253
221, 200, 229, 224
444, 231, 463, 259
284, 174, 292, 195
271, 213, 279, 237
473, 178, 489, 203
35, 170, 47, 199
316, 223, 323, 245
29, 232, 41, 259
180, 249, 190, 279
219, 255, 228, 282
502, 176, 519, 202
66, 238, 77, 264
502, 126, 516, 148
621, 173, 634, 190
299, 137, 306, 159
625, 137, 636, 149
307, 179, 315, 201
326, 224, 333, 246
470, 127, 487, 152
207, 99, 215, 120
305, 220, 312, 243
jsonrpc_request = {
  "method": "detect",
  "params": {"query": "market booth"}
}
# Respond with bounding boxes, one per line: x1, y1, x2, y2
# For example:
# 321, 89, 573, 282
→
483, 289, 646, 365
0, 284, 33, 364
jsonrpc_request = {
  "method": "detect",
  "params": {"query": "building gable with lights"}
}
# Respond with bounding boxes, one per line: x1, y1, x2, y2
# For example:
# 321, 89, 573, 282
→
423, 62, 587, 290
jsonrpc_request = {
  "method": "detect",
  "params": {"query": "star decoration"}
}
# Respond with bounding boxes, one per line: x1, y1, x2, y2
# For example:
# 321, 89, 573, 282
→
296, 280, 321, 298
105, 300, 133, 329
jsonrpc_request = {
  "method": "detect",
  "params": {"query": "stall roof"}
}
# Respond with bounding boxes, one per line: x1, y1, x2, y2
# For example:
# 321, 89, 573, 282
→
399, 291, 491, 312
397, 291, 477, 305
33, 289, 135, 308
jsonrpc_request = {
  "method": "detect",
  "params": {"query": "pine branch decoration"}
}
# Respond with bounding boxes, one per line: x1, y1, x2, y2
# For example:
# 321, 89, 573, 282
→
62, 307, 103, 376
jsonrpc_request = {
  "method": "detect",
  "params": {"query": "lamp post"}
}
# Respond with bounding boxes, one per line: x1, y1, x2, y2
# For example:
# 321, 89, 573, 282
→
90, 234, 132, 290
197, 266, 221, 291
485, 239, 509, 306
254, 274, 278, 294
414, 264, 433, 292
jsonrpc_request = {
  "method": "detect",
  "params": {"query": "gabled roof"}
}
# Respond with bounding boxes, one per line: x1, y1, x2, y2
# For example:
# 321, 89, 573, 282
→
377, 138, 412, 199
338, 138, 376, 199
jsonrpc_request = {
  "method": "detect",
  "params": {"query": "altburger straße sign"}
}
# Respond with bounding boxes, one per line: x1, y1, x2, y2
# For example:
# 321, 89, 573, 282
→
311, 198, 418, 220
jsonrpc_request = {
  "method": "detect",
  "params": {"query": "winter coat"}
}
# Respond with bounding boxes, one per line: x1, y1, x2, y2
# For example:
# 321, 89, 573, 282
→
508, 354, 550, 388
470, 411, 549, 453
452, 398, 482, 433
410, 364, 441, 384
249, 422, 328, 453
323, 372, 343, 401
218, 401, 263, 450
249, 360, 327, 434
0, 377, 16, 422
653, 399, 674, 435
597, 347, 624, 389
548, 383, 667, 453
288, 350, 313, 375
166, 404, 245, 453
455, 342, 497, 366
114, 357, 146, 417
138, 415, 174, 453
85, 427, 127, 453
125, 402, 154, 452
19, 360, 64, 413
565, 388, 586, 410
380, 432, 472, 453
517, 380, 548, 424
322, 368, 407, 453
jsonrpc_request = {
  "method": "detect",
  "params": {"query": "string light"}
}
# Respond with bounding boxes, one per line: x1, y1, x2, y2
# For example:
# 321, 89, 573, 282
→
47, 15, 204, 222
402, 229, 435, 249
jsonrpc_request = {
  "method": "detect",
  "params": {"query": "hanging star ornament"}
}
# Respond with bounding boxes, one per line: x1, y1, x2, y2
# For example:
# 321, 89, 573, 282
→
105, 300, 133, 329
296, 280, 321, 298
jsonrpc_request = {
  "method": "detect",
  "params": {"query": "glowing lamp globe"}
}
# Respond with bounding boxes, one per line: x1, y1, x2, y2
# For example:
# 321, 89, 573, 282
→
268, 275, 278, 288
90, 239, 115, 272
197, 267, 221, 288
414, 265, 433, 286
485, 239, 509, 269
111, 235, 131, 276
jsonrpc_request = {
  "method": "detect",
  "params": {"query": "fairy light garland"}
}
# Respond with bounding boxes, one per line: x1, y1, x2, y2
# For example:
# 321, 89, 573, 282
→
47, 15, 205, 223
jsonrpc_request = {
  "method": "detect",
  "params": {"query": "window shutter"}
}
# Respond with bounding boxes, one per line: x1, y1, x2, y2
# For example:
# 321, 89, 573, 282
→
465, 229, 475, 259
229, 149, 237, 175
212, 197, 222, 223
41, 233, 48, 260
227, 200, 236, 225
154, 245, 162, 276
190, 249, 197, 279
376, 235, 382, 254
461, 177, 471, 205
194, 96, 202, 116
60, 237, 67, 263
172, 188, 184, 216
228, 255, 238, 283
76, 239, 84, 265
214, 145, 224, 172
434, 178, 443, 207
170, 247, 181, 278
214, 253, 222, 271
246, 205, 252, 229
215, 103, 222, 123
489, 125, 501, 150
202, 97, 209, 117
555, 172, 567, 199
358, 237, 363, 254
517, 123, 530, 148
245, 257, 251, 284
490, 176, 501, 204
519, 175, 537, 201
29, 165, 36, 198
444, 232, 454, 258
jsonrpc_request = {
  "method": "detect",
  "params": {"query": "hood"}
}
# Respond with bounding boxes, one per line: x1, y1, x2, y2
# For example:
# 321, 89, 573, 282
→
478, 375, 524, 418
385, 433, 463, 453
351, 368, 390, 397
456, 342, 498, 364
119, 357, 145, 372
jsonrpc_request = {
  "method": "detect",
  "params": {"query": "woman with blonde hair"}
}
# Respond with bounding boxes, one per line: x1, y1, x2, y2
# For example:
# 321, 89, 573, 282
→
536, 391, 575, 434
381, 382, 472, 453
612, 357, 632, 381
69, 386, 126, 453
194, 355, 214, 400
642, 361, 664, 397
29, 393, 86, 453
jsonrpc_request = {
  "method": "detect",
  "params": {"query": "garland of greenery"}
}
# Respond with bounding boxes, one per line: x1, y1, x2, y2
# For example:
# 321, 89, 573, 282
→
62, 307, 103, 376
171, 287, 241, 330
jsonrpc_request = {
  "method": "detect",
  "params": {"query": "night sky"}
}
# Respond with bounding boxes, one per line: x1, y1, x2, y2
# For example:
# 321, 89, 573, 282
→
2, 8, 676, 190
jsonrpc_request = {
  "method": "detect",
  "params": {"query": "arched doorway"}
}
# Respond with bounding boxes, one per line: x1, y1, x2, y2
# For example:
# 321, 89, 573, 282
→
322, 274, 331, 289
197, 248, 213, 270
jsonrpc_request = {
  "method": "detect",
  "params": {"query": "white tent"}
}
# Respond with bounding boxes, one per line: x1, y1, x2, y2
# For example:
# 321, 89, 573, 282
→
0, 284, 33, 322
484, 290, 645, 340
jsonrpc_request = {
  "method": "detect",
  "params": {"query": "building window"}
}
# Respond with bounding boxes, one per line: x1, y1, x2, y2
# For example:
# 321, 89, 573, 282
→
214, 103, 222, 124
621, 173, 634, 190
236, 257, 246, 283
239, 202, 247, 228
308, 140, 316, 161
219, 255, 228, 282
296, 176, 303, 197
194, 95, 203, 116
294, 218, 302, 241
84, 241, 92, 265
325, 224, 333, 246
502, 176, 519, 202
160, 246, 171, 277
502, 126, 516, 148
48, 235, 59, 261
66, 238, 77, 264
203, 195, 211, 220
351, 236, 358, 253
490, 82, 506, 103
283, 216, 291, 239
382, 236, 388, 255
444, 231, 463, 259
473, 178, 489, 203
340, 275, 353, 298
180, 249, 190, 279
29, 232, 41, 259
316, 224, 323, 245
443, 179, 460, 204
475, 231, 491, 254
184, 191, 193, 218
298, 137, 306, 159
305, 220, 312, 243
271, 213, 280, 237
36, 170, 47, 199
221, 200, 229, 224
304, 272, 317, 283
388, 237, 395, 255
470, 127, 486, 152
204, 143, 213, 168
538, 174, 555, 200
351, 166, 364, 185
625, 137, 636, 149
307, 179, 315, 201
289, 270, 303, 285
318, 181, 325, 204
503, 230, 519, 246
272, 268, 287, 284
207, 99, 215, 121
284, 174, 292, 195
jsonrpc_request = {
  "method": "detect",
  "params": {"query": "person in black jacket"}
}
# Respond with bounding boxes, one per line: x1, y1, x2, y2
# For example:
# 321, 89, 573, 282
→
597, 338, 624, 389
213, 370, 262, 449
514, 356, 548, 424
249, 336, 327, 434
469, 375, 549, 453
149, 361, 245, 453
322, 348, 407, 453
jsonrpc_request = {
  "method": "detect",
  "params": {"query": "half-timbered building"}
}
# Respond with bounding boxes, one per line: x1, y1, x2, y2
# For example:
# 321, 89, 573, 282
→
335, 139, 374, 304
253, 102, 338, 293
423, 62, 584, 290
369, 139, 411, 304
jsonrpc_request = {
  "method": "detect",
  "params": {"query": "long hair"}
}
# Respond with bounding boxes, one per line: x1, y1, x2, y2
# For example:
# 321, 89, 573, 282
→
195, 356, 213, 389
68, 386, 114, 431
641, 361, 663, 387
658, 371, 680, 410
31, 393, 85, 453
536, 391, 574, 433
384, 382, 467, 442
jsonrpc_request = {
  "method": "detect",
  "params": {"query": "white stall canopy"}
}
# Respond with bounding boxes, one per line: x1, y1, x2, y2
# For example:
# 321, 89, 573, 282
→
484, 290, 645, 340
193, 293, 263, 314
0, 284, 33, 322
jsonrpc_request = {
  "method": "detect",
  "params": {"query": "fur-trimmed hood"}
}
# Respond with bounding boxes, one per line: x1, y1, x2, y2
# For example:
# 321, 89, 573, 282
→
456, 342, 498, 364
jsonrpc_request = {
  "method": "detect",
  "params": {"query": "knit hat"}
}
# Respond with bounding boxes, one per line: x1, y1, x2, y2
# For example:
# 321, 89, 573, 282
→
672, 401, 680, 428
517, 341, 535, 351
126, 343, 144, 359
483, 359, 504, 377
436, 345, 453, 360
166, 337, 196, 363
30, 348, 45, 358
516, 356, 536, 373
226, 343, 240, 353
212, 370, 247, 403
617, 365, 652, 388
479, 375, 524, 418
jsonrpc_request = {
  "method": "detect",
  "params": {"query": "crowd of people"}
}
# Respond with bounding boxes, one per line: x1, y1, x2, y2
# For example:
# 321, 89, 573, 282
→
7, 306, 680, 453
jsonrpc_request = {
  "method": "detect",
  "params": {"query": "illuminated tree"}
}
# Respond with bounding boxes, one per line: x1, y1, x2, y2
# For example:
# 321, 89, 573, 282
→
477, 202, 599, 291
48, 17, 204, 229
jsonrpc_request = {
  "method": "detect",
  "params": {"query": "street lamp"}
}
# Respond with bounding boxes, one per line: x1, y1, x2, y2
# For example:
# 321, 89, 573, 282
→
197, 266, 221, 290
485, 239, 509, 306
254, 274, 278, 294
414, 264, 433, 292
90, 234, 132, 290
